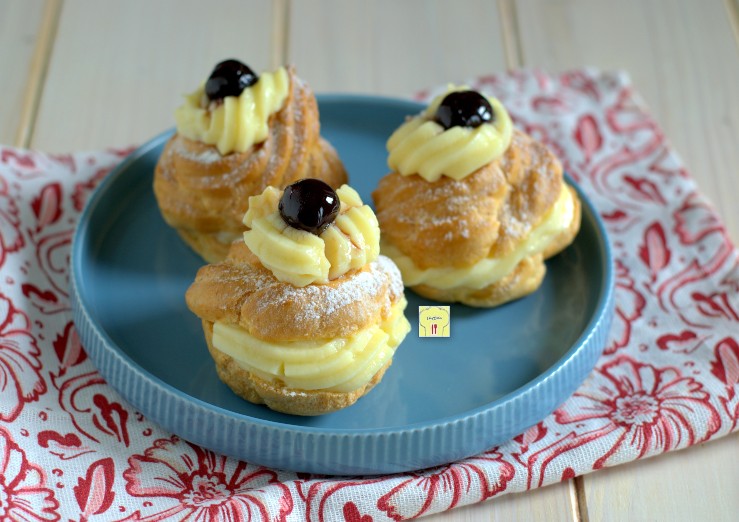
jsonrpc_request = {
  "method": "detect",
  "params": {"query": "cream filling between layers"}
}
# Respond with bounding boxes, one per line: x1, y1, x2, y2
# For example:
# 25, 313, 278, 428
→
382, 185, 575, 290
387, 87, 513, 182
211, 299, 410, 393
175, 67, 289, 155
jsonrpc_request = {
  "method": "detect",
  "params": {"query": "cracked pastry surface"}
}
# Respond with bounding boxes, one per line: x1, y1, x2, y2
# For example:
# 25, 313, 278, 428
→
373, 88, 581, 307
186, 183, 410, 415
154, 64, 347, 263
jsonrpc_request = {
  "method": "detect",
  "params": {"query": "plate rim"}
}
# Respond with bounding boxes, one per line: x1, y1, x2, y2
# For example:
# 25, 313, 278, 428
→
71, 94, 615, 470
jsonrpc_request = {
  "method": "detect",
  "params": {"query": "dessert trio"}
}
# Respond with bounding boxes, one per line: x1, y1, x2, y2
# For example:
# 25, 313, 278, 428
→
153, 59, 582, 415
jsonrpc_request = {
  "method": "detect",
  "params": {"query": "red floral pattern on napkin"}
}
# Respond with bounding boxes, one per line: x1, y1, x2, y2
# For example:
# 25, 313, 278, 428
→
0, 71, 736, 520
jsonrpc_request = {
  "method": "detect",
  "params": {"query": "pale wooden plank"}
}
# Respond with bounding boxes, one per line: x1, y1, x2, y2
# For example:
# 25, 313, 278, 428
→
15, 0, 62, 147
288, 2, 576, 520
583, 434, 739, 522
728, 0, 739, 45
426, 480, 579, 521
498, 0, 524, 69
0, 0, 46, 145
271, 0, 290, 69
517, 1, 739, 520
289, 0, 508, 96
516, 0, 739, 241
31, 0, 273, 151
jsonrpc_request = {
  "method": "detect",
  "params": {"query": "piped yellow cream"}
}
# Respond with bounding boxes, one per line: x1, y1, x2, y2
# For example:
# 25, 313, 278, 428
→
243, 185, 380, 287
382, 185, 576, 290
387, 86, 513, 182
211, 298, 410, 392
175, 67, 289, 155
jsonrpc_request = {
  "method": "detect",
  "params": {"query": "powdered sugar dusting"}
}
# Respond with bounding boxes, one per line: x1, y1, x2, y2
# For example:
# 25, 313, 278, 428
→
172, 139, 223, 164
388, 178, 480, 240
376, 255, 404, 299
244, 268, 277, 291
252, 257, 402, 324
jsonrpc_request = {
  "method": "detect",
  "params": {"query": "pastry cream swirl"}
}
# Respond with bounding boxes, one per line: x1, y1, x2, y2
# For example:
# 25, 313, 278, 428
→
175, 67, 289, 155
382, 185, 576, 290
387, 87, 513, 182
212, 298, 410, 392
243, 185, 380, 287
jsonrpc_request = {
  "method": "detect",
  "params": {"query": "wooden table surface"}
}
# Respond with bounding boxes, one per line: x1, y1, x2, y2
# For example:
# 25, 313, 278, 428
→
2, 1, 737, 520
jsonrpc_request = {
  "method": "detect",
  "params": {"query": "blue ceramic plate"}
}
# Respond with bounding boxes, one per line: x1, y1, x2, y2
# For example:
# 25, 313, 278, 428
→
71, 95, 614, 475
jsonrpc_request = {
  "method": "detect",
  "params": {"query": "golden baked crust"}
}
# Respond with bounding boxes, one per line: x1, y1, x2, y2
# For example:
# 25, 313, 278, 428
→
493, 130, 571, 258
373, 129, 582, 307
373, 161, 508, 269
186, 241, 405, 342
202, 320, 391, 416
374, 129, 563, 266
154, 68, 348, 263
185, 240, 406, 415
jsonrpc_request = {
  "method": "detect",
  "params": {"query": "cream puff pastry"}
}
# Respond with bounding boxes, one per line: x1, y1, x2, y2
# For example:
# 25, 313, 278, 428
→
186, 179, 409, 415
154, 60, 347, 263
372, 88, 581, 307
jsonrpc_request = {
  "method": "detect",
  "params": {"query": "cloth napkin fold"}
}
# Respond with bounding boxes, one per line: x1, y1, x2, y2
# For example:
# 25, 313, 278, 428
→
0, 69, 736, 521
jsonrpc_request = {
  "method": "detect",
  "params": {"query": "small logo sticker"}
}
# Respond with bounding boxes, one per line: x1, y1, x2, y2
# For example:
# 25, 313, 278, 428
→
418, 306, 450, 337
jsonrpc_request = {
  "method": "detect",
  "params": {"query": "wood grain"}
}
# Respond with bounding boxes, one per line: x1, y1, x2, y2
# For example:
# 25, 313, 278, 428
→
14, 0, 61, 147
727, 0, 739, 46
271, 0, 290, 68
8, 1, 737, 520
516, 1, 739, 520
289, 0, 508, 96
427, 480, 578, 522
497, 0, 524, 68
31, 0, 272, 151
582, 433, 739, 522
0, 0, 46, 145
516, 0, 739, 241
288, 3, 577, 519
